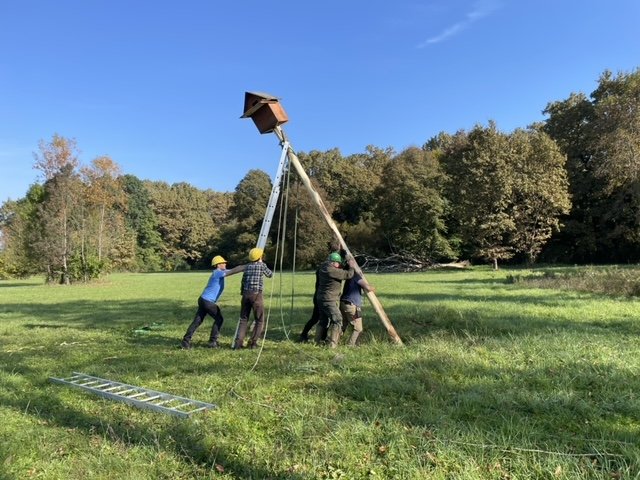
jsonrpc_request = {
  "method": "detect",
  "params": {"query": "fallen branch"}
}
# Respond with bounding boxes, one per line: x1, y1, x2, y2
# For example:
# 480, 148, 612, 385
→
355, 252, 471, 273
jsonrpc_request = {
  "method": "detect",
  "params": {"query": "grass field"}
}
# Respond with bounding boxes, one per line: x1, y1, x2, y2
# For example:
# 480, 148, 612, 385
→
1, 267, 639, 479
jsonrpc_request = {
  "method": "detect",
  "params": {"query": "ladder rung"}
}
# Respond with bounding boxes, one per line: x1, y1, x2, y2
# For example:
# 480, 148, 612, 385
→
184, 406, 208, 414
116, 388, 137, 395
126, 392, 147, 399
170, 402, 192, 410
102, 385, 124, 392
77, 380, 101, 386
139, 395, 161, 402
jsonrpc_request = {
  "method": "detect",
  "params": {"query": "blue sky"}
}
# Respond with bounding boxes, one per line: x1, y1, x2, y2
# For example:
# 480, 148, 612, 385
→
1, 1, 638, 203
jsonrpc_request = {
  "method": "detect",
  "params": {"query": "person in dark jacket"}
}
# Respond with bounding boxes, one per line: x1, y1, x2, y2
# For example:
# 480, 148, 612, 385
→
315, 252, 356, 347
298, 242, 347, 343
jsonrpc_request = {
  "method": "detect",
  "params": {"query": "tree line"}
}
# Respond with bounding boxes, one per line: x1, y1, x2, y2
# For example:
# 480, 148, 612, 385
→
1, 68, 638, 282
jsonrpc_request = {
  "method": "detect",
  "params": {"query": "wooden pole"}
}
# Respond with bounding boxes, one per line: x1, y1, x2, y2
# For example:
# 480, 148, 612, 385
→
273, 127, 403, 345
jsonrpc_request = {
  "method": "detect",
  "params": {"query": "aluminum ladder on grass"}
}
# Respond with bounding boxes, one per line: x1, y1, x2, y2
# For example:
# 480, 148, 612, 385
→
49, 372, 216, 418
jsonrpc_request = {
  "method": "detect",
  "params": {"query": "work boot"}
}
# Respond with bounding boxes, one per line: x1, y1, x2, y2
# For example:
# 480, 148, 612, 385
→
233, 320, 248, 350
180, 340, 191, 349
208, 323, 221, 349
314, 325, 327, 345
327, 324, 342, 349
348, 318, 363, 346
297, 333, 309, 343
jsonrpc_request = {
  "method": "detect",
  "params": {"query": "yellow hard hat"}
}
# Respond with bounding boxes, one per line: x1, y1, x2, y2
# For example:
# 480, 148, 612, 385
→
211, 255, 227, 266
248, 248, 263, 262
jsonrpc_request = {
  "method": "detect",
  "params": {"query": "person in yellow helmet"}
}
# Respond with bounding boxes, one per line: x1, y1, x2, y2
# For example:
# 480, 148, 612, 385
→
232, 247, 273, 349
180, 255, 246, 349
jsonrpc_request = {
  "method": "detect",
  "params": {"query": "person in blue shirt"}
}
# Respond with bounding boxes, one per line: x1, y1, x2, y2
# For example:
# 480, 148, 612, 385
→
181, 255, 245, 349
339, 273, 375, 346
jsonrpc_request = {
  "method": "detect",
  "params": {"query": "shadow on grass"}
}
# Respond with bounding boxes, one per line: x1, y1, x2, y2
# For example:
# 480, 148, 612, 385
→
1, 299, 191, 330
326, 351, 640, 473
0, 282, 42, 288
0, 375, 307, 479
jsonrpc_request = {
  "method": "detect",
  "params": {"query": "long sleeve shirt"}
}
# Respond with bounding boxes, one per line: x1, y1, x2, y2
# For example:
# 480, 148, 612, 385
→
316, 260, 354, 302
241, 262, 273, 293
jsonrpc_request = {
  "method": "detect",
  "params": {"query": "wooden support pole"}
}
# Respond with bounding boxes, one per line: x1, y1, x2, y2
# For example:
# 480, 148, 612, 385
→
273, 127, 403, 345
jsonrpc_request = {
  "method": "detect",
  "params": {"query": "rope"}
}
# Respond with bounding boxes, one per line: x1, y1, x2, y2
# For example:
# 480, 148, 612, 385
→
289, 180, 300, 326
226, 144, 323, 399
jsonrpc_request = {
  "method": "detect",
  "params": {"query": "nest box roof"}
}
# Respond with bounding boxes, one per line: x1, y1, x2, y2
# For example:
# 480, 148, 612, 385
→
241, 91, 281, 118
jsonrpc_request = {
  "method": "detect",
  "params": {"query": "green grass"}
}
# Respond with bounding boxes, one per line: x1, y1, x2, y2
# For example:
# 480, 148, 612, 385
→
1, 268, 639, 479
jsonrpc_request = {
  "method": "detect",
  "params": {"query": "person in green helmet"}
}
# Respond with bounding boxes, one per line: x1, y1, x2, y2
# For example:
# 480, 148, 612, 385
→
315, 251, 356, 347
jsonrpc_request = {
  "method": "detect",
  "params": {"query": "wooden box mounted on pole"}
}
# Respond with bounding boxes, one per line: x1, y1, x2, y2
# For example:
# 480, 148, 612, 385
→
241, 91, 288, 134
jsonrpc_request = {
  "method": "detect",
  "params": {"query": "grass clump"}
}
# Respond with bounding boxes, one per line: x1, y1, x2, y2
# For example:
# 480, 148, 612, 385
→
506, 265, 640, 297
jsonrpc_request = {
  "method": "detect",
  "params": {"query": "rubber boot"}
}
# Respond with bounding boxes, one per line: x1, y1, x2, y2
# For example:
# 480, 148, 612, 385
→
326, 324, 342, 349
314, 324, 327, 345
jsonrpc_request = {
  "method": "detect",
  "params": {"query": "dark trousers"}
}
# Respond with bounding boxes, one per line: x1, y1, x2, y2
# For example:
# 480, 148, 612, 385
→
300, 296, 319, 339
182, 296, 224, 345
316, 300, 343, 346
234, 291, 265, 348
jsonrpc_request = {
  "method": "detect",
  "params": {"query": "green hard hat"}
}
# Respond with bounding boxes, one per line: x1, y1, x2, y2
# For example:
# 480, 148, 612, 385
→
328, 252, 342, 263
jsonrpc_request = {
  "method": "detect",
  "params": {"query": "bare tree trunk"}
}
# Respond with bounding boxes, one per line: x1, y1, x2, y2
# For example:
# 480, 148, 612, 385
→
61, 206, 70, 284
98, 203, 105, 261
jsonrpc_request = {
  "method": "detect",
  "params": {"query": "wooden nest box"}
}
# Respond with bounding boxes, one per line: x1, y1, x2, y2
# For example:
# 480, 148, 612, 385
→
241, 91, 288, 134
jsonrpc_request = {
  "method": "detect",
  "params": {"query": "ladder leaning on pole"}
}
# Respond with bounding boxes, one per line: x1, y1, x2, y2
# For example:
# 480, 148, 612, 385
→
49, 372, 216, 418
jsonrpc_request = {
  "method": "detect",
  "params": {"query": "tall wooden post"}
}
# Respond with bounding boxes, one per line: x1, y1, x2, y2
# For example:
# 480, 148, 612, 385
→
273, 127, 403, 345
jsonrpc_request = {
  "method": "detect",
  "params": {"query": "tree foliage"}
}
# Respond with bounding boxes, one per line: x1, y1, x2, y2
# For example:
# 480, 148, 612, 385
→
508, 128, 571, 263
377, 147, 454, 261
33, 133, 79, 181
146, 181, 217, 269
0, 185, 44, 278
2, 68, 638, 277
437, 123, 515, 268
120, 175, 163, 271
35, 163, 84, 284
278, 176, 335, 269
543, 68, 640, 262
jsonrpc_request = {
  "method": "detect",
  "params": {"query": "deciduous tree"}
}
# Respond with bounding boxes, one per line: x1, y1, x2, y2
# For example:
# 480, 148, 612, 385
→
438, 123, 514, 268
509, 128, 571, 263
377, 147, 454, 262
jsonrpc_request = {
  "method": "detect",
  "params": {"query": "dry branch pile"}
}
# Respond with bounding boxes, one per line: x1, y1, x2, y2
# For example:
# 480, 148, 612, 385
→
355, 253, 470, 273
